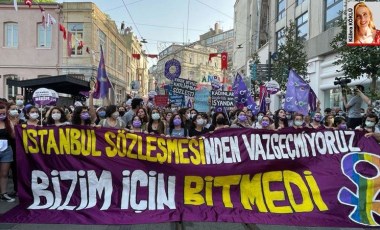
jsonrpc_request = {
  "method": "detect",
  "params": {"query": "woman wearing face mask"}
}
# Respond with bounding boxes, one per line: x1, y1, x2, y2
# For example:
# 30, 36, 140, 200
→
136, 108, 149, 131
189, 114, 209, 137
128, 115, 146, 133
310, 112, 323, 129
98, 105, 126, 129
333, 116, 348, 130
356, 113, 378, 133
7, 103, 19, 127
95, 107, 106, 125
260, 115, 274, 130
231, 110, 251, 128
22, 106, 40, 126
292, 114, 305, 129
253, 112, 265, 129
72, 106, 93, 126
209, 112, 230, 131
168, 114, 188, 138
147, 109, 165, 135
45, 107, 70, 126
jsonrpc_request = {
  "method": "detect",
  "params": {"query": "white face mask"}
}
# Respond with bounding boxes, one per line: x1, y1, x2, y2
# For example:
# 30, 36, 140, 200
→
366, 121, 375, 127
190, 114, 196, 119
152, 113, 160, 120
30, 112, 39, 120
16, 100, 24, 106
111, 112, 119, 119
196, 119, 204, 126
186, 114, 191, 120
9, 110, 18, 117
258, 115, 263, 121
52, 113, 61, 121
294, 120, 303, 127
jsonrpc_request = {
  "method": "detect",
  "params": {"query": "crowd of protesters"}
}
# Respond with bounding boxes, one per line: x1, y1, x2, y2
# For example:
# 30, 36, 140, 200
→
0, 85, 379, 203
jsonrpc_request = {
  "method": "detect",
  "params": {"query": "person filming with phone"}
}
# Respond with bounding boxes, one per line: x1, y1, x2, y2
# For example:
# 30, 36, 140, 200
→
342, 84, 371, 129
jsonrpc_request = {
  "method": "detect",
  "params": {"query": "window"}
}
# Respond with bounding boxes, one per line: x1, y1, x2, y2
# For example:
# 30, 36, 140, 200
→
117, 49, 123, 72
276, 27, 285, 50
325, 0, 343, 30
37, 23, 52, 48
68, 23, 83, 55
4, 75, 18, 99
110, 42, 116, 68
4, 22, 18, 48
296, 12, 308, 40
277, 0, 286, 21
297, 0, 305, 6
98, 29, 106, 56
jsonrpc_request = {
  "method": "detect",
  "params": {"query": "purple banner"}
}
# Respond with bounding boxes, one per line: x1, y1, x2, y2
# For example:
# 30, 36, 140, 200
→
1, 125, 380, 227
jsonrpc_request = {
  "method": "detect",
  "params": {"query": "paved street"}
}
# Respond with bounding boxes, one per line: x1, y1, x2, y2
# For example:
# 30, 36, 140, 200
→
0, 178, 372, 230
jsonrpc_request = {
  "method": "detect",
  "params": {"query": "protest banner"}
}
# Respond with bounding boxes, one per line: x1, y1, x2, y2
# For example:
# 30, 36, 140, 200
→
1, 125, 380, 228
211, 90, 234, 108
194, 88, 210, 112
154, 95, 169, 107
172, 78, 197, 97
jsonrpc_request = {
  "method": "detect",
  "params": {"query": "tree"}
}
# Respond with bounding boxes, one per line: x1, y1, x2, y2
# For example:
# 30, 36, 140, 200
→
330, 11, 380, 100
272, 21, 308, 89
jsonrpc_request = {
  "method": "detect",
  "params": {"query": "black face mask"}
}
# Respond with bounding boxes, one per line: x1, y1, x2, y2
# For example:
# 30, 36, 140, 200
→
216, 117, 225, 125
119, 111, 126, 117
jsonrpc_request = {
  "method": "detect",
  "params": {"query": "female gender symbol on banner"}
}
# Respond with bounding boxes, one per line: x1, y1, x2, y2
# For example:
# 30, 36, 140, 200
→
164, 59, 181, 80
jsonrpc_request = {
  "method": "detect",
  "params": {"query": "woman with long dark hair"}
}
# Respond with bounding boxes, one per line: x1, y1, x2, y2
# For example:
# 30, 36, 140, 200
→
0, 103, 15, 202
274, 109, 289, 130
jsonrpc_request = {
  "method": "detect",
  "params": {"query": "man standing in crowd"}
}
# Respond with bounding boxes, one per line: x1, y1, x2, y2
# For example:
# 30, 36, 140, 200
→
15, 94, 25, 122
342, 84, 369, 129
122, 97, 143, 128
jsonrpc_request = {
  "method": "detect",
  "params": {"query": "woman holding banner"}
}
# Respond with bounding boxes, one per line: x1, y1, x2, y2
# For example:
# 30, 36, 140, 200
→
354, 2, 380, 44
230, 110, 252, 128
0, 103, 15, 202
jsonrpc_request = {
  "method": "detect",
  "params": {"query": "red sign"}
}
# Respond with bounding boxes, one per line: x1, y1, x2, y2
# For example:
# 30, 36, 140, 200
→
154, 95, 169, 107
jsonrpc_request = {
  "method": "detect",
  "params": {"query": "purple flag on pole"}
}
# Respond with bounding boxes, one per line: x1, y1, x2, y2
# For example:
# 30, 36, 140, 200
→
309, 88, 318, 112
93, 46, 111, 99
232, 73, 258, 114
284, 69, 310, 115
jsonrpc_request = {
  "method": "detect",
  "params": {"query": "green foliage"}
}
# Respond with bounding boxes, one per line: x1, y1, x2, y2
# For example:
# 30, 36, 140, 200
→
272, 21, 308, 90
330, 11, 380, 99
251, 52, 260, 64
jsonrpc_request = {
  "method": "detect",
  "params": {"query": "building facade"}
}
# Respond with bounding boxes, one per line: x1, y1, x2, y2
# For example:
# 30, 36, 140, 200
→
234, 0, 375, 111
153, 44, 224, 95
198, 23, 234, 73
0, 3, 61, 99
0, 2, 149, 104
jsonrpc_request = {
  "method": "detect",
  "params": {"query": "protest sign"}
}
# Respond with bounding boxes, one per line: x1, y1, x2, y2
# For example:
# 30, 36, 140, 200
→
154, 95, 169, 107
194, 88, 210, 112
1, 126, 380, 228
211, 90, 235, 108
172, 78, 197, 97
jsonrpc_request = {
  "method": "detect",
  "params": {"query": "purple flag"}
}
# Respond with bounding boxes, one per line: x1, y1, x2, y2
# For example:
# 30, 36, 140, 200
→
232, 73, 258, 114
93, 46, 111, 99
309, 87, 318, 112
284, 69, 310, 115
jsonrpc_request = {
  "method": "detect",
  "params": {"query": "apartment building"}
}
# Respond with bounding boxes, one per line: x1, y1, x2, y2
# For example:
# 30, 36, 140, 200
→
0, 2, 149, 104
